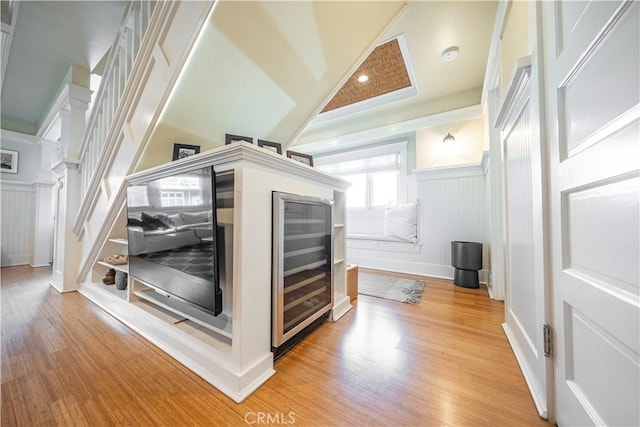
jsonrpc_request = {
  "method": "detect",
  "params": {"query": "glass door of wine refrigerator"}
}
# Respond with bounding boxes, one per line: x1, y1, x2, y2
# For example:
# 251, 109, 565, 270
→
272, 192, 333, 347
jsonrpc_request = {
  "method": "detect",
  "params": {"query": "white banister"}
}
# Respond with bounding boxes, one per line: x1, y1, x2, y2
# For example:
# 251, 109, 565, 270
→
77, 1, 157, 197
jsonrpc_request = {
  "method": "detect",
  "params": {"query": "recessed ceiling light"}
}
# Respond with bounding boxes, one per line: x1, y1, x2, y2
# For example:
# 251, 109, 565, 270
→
357, 74, 369, 83
441, 46, 459, 62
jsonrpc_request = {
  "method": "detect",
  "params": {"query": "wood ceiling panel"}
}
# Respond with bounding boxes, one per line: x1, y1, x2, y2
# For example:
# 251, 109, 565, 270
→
321, 38, 411, 113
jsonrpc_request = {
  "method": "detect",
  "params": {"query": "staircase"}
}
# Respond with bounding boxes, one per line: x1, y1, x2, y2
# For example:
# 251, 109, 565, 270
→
71, 1, 215, 286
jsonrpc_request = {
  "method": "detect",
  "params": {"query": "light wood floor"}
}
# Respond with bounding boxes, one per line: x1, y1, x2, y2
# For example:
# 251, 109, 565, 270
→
1, 265, 551, 426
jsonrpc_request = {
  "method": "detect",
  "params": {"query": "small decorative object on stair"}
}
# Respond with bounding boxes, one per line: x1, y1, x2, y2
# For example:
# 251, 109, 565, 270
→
115, 271, 128, 290
102, 268, 116, 285
105, 254, 128, 265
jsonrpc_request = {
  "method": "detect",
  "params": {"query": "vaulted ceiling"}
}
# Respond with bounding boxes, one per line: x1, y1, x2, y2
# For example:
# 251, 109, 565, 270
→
1, 1, 498, 155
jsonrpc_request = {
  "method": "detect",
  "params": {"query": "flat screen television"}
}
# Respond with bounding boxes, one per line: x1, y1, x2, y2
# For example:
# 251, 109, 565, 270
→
126, 165, 222, 316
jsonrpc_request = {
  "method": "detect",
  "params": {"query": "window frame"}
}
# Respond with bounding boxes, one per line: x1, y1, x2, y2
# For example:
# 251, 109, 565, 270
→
315, 141, 409, 210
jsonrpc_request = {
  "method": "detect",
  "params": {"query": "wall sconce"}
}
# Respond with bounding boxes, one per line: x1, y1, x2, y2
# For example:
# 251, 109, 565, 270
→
443, 132, 456, 144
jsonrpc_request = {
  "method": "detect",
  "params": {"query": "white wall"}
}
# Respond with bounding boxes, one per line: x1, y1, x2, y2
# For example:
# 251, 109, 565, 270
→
415, 116, 486, 168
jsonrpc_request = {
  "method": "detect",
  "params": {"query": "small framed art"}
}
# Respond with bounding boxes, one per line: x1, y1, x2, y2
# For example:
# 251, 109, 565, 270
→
286, 150, 313, 167
225, 134, 253, 145
0, 149, 18, 173
257, 139, 282, 154
172, 143, 200, 161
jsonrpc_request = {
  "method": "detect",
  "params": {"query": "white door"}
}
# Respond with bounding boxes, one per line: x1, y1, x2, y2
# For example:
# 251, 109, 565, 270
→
543, 1, 640, 425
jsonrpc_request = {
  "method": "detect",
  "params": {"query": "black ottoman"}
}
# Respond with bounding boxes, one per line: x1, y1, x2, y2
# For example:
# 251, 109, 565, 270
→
451, 241, 482, 288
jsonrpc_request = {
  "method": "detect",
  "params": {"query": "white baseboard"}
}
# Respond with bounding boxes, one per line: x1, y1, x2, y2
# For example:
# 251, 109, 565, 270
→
0, 254, 31, 267
331, 295, 352, 321
349, 255, 490, 286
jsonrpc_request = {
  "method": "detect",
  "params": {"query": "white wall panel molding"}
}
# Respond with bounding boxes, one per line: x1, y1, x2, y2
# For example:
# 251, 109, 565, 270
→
0, 181, 36, 266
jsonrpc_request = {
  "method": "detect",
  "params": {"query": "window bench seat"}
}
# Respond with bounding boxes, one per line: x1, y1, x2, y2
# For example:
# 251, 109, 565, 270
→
347, 234, 421, 253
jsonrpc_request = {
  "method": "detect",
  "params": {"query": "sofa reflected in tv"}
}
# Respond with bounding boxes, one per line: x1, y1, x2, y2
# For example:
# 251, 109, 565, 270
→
127, 209, 214, 256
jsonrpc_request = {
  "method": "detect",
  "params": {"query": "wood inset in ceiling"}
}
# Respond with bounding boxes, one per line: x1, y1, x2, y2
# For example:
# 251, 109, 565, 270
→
321, 38, 411, 113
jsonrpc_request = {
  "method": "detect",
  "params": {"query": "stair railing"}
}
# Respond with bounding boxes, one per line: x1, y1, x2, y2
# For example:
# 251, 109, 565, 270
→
77, 1, 156, 198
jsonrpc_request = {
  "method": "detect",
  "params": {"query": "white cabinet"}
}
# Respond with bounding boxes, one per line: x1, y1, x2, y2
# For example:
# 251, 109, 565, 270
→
80, 142, 349, 403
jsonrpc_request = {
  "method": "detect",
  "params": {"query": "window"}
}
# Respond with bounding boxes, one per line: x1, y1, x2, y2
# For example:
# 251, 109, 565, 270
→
156, 176, 203, 207
315, 141, 406, 209
127, 185, 149, 207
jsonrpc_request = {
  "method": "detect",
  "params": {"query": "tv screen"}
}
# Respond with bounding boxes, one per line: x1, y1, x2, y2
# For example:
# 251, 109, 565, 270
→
126, 165, 222, 316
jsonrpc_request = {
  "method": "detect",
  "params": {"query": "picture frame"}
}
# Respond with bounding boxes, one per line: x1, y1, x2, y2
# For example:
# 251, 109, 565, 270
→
225, 134, 253, 145
172, 143, 200, 161
0, 149, 18, 174
286, 150, 313, 167
257, 139, 282, 154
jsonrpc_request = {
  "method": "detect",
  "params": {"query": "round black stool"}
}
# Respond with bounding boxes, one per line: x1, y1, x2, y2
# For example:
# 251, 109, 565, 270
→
451, 241, 482, 288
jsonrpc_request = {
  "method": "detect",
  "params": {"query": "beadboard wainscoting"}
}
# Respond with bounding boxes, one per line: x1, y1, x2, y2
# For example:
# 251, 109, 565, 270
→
347, 154, 489, 283
0, 181, 54, 267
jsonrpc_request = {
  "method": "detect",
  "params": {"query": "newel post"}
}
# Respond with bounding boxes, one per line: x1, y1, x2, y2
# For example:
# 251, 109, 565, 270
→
50, 80, 92, 293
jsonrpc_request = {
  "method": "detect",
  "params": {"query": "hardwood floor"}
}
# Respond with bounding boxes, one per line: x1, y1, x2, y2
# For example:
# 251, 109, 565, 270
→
1, 265, 550, 426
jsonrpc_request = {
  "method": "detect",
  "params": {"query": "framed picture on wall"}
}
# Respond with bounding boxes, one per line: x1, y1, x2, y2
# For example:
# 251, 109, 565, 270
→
0, 149, 18, 173
225, 134, 253, 145
257, 139, 282, 154
286, 150, 313, 167
172, 143, 200, 161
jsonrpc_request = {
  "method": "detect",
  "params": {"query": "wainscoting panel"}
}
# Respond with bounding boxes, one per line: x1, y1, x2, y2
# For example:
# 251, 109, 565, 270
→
0, 183, 36, 266
418, 174, 488, 267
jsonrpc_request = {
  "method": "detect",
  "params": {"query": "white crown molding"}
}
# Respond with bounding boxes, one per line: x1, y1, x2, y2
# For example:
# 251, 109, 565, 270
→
300, 104, 483, 156
0, 129, 39, 144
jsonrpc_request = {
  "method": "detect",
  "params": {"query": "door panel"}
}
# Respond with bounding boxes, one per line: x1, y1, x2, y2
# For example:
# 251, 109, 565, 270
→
544, 1, 639, 425
498, 60, 549, 414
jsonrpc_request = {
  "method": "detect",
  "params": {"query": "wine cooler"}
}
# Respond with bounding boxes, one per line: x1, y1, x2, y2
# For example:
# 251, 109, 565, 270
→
272, 192, 333, 352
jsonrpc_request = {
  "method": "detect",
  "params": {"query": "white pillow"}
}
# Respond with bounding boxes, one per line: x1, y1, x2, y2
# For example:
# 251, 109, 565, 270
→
383, 202, 417, 243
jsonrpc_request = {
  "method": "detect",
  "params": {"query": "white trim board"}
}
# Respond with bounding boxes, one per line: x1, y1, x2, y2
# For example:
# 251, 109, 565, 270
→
299, 104, 482, 156
414, 150, 489, 181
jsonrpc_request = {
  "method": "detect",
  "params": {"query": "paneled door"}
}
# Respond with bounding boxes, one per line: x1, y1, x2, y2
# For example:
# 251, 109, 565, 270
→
543, 1, 639, 425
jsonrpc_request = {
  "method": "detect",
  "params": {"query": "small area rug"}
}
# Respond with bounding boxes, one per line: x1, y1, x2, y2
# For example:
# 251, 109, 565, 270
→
358, 272, 425, 304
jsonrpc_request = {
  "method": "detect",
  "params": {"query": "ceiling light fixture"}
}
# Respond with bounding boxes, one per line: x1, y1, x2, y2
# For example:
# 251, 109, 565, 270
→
443, 132, 456, 144
357, 74, 369, 83
441, 46, 459, 62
